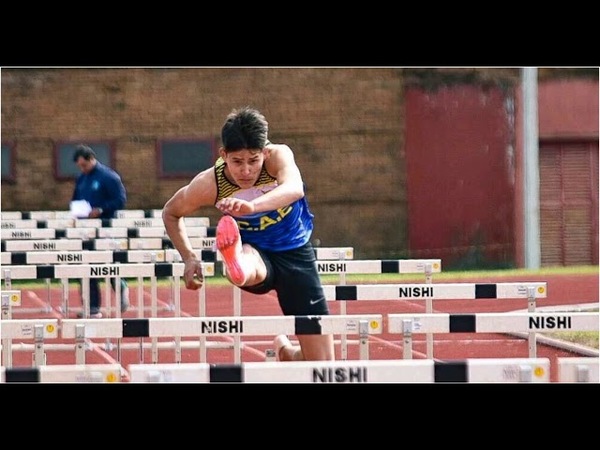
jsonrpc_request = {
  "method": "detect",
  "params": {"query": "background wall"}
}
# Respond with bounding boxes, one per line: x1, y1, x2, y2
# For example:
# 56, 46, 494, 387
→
2, 68, 597, 266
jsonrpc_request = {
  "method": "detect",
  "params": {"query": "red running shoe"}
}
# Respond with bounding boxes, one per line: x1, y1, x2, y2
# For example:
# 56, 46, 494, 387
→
216, 215, 247, 285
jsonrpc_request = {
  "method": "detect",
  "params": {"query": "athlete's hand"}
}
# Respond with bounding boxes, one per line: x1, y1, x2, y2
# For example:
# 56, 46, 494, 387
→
183, 257, 204, 290
215, 197, 255, 216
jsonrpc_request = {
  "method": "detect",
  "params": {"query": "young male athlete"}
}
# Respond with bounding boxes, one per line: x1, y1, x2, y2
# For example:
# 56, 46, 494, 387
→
162, 106, 334, 361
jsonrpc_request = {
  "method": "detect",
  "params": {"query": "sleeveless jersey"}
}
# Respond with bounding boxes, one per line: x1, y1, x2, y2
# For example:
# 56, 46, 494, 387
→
214, 157, 314, 251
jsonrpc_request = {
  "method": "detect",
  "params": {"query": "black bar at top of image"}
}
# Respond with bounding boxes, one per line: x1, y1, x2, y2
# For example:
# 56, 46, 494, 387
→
113, 251, 128, 263
434, 361, 468, 382
295, 316, 324, 334
336, 285, 357, 300
449, 314, 476, 332
381, 260, 399, 273
122, 319, 149, 337
210, 364, 243, 382
12, 252, 27, 265
154, 263, 173, 277
207, 227, 216, 238
475, 284, 497, 298
36, 265, 55, 279
5, 367, 40, 382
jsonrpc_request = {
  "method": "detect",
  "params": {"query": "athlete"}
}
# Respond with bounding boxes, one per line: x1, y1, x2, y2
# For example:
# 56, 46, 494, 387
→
162, 106, 334, 361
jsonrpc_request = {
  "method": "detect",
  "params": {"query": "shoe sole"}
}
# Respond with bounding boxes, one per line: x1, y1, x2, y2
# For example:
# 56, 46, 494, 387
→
216, 215, 246, 285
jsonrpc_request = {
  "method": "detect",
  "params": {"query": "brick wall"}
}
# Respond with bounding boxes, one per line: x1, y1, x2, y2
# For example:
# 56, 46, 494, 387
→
3, 67, 592, 259
1, 68, 406, 258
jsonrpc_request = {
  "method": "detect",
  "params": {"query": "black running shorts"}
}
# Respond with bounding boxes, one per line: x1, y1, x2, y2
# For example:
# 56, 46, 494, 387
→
240, 242, 330, 316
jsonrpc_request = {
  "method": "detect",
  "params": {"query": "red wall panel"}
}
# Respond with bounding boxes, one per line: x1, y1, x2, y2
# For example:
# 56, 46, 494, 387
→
406, 85, 516, 269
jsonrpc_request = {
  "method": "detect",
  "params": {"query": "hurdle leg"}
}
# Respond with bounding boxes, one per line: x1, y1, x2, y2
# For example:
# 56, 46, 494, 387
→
166, 273, 176, 312
358, 320, 369, 360
425, 263, 434, 358
527, 287, 537, 358
75, 324, 86, 364
104, 276, 111, 317
44, 278, 53, 313
402, 319, 413, 359
338, 253, 348, 360
3, 269, 12, 290
32, 324, 47, 366
60, 278, 69, 315
1, 291, 13, 368
151, 274, 158, 363
233, 286, 241, 363
173, 274, 181, 363
137, 275, 145, 362
198, 285, 207, 362
81, 278, 90, 318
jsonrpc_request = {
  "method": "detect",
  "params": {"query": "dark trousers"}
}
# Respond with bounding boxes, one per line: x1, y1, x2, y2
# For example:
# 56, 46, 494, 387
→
81, 278, 128, 309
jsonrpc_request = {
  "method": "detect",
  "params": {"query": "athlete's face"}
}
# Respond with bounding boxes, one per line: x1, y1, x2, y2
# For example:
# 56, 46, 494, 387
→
221, 148, 266, 189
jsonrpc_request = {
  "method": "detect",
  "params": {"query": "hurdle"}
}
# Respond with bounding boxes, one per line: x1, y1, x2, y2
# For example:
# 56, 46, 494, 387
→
0, 318, 59, 367
128, 357, 550, 383
1, 261, 213, 312
1, 228, 57, 240
387, 311, 598, 359
323, 282, 547, 301
557, 357, 599, 383
1, 219, 40, 229
60, 314, 383, 364
324, 281, 546, 359
318, 258, 442, 359
0, 211, 24, 220
0, 364, 122, 382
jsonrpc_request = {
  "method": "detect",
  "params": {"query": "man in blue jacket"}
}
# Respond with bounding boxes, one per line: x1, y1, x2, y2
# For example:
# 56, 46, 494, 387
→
72, 144, 129, 318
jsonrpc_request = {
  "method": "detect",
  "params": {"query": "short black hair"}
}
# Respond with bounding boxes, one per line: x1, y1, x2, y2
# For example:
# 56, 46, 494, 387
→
72, 144, 96, 162
221, 106, 269, 151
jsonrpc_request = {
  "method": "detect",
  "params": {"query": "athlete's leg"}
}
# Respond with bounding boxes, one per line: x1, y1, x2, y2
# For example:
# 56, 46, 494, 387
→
276, 334, 334, 361
216, 215, 267, 286
271, 243, 335, 361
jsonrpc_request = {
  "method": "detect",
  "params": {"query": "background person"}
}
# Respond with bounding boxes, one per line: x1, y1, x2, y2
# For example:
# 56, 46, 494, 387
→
71, 144, 129, 318
162, 106, 335, 361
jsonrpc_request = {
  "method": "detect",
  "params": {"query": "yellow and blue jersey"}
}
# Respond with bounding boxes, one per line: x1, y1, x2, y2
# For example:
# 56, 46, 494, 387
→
214, 157, 314, 252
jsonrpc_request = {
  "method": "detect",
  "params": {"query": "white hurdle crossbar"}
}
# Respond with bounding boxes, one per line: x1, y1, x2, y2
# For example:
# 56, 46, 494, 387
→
388, 311, 598, 359
60, 314, 383, 363
557, 357, 599, 383
128, 357, 550, 383
1, 364, 122, 382
316, 259, 441, 275
323, 282, 547, 301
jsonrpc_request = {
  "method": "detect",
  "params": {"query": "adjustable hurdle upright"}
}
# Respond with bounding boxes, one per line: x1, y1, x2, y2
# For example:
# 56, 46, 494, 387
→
316, 257, 442, 359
